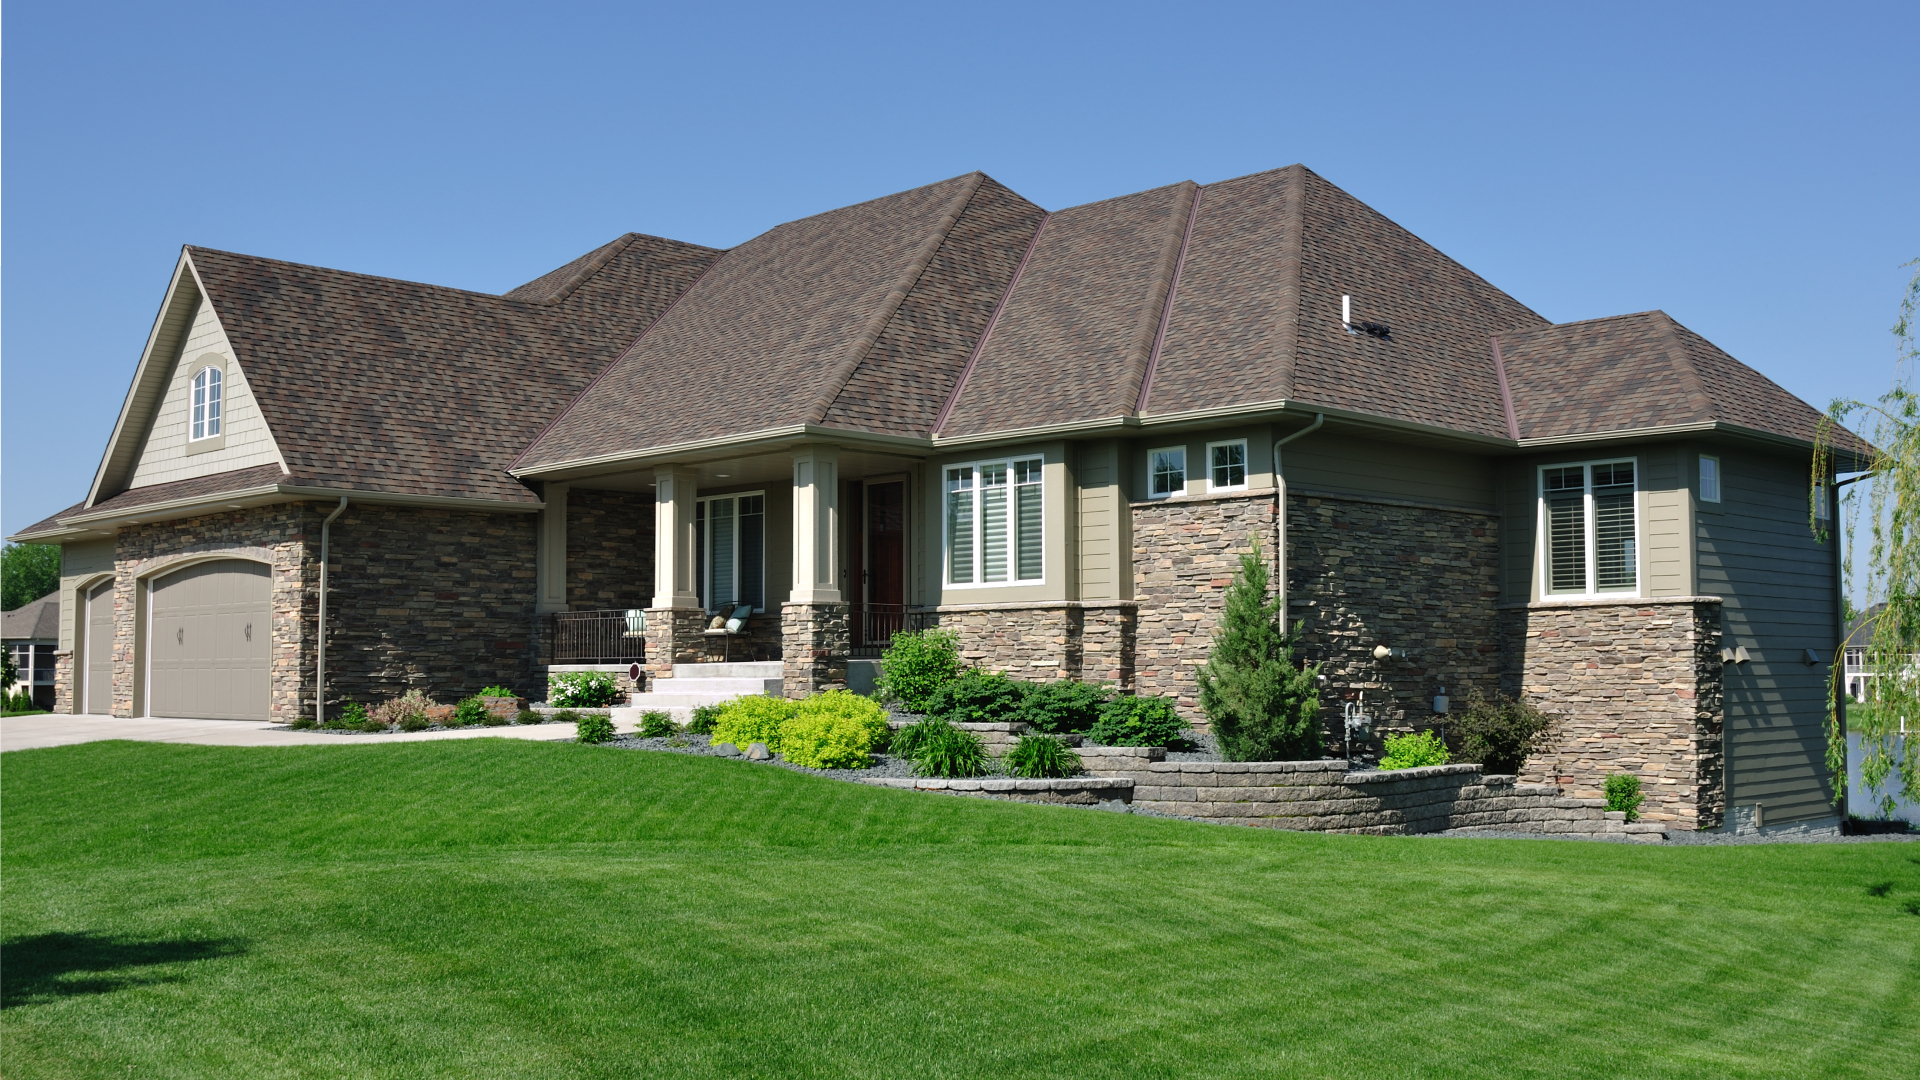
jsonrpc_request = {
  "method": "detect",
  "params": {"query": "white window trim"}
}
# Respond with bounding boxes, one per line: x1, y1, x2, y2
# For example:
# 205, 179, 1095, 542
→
1147, 445, 1188, 500
1699, 454, 1721, 504
943, 455, 1046, 589
696, 490, 767, 613
189, 363, 224, 442
1206, 439, 1249, 493
1536, 456, 1642, 600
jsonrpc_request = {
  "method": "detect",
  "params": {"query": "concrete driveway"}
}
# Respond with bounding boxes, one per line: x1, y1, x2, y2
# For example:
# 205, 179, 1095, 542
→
1, 713, 637, 752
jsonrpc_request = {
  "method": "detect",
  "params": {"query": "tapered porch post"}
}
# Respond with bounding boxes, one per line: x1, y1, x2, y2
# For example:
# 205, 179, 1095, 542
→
783, 447, 848, 696
645, 467, 704, 684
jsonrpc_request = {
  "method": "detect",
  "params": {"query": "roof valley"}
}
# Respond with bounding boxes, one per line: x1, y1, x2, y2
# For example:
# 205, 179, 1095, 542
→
933, 211, 1051, 435
1119, 181, 1200, 417
1135, 183, 1205, 413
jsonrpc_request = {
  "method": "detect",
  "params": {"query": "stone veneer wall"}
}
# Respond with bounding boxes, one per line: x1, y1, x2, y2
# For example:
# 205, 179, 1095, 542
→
53, 654, 73, 714
323, 504, 542, 708
566, 489, 654, 612
1500, 598, 1725, 830
781, 602, 848, 697
918, 602, 1136, 687
108, 505, 320, 722
1131, 491, 1278, 717
1286, 491, 1502, 749
643, 607, 708, 685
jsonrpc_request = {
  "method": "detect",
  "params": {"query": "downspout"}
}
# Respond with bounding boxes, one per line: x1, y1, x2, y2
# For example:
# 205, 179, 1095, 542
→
1272, 413, 1325, 626
317, 497, 348, 727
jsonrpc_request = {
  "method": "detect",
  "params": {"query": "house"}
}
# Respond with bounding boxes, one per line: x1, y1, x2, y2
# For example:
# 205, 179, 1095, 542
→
3, 593, 59, 711
9, 165, 1868, 832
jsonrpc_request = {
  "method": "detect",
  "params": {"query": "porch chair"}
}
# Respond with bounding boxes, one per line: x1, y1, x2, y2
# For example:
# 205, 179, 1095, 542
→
703, 604, 755, 662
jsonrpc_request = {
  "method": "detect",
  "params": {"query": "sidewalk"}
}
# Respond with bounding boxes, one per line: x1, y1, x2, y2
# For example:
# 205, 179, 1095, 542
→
0, 713, 636, 752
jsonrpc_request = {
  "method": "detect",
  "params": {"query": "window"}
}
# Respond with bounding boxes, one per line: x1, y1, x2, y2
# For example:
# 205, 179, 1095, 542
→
947, 456, 1043, 585
1209, 440, 1248, 491
1814, 478, 1831, 522
694, 493, 765, 612
190, 366, 223, 440
1699, 455, 1720, 503
1149, 447, 1186, 498
1540, 459, 1638, 596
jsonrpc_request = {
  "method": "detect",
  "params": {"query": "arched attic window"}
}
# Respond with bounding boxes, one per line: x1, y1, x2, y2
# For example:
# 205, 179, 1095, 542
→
191, 365, 223, 440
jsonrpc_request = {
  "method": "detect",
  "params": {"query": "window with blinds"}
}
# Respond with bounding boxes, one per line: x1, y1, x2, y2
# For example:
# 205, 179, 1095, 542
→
1540, 460, 1638, 597
947, 456, 1044, 586
695, 492, 766, 612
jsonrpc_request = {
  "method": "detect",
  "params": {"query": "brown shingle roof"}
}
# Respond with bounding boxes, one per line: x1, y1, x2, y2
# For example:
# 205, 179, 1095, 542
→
2, 592, 59, 640
187, 233, 718, 504
84, 464, 289, 515
516, 174, 1014, 469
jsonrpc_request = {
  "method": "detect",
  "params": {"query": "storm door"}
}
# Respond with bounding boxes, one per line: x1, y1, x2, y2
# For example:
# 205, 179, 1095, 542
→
858, 478, 907, 649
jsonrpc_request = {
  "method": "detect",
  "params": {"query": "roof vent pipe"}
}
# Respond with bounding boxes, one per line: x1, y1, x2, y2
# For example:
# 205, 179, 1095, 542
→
1273, 413, 1325, 628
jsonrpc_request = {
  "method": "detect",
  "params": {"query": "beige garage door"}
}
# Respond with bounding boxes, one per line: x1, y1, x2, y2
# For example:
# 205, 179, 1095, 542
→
85, 580, 115, 715
149, 560, 271, 721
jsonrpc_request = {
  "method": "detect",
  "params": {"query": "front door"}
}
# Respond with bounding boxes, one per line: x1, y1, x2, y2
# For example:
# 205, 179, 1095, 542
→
861, 479, 907, 647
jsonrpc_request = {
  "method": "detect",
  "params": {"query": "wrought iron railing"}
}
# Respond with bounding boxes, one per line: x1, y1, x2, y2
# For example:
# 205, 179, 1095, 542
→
852, 605, 939, 654
550, 609, 647, 664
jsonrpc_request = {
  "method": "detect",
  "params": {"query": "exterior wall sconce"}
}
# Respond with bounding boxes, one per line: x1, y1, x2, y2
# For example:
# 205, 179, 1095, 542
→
1373, 644, 1407, 660
1432, 686, 1450, 714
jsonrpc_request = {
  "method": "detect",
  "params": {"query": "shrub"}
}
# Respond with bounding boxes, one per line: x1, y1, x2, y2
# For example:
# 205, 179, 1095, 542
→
687, 703, 722, 735
1018, 680, 1111, 734
370, 689, 437, 731
1196, 538, 1323, 762
926, 670, 1028, 725
1006, 733, 1078, 778
709, 695, 798, 754
1447, 689, 1556, 775
886, 717, 940, 761
1605, 773, 1645, 821
878, 628, 963, 711
639, 710, 677, 738
478, 685, 515, 699
549, 670, 622, 708
576, 712, 616, 744
516, 709, 544, 725
778, 691, 891, 768
1378, 730, 1450, 770
398, 713, 432, 733
289, 717, 317, 730
908, 721, 991, 778
328, 701, 370, 731
481, 708, 511, 727
1089, 695, 1189, 747
452, 696, 491, 728
551, 709, 583, 728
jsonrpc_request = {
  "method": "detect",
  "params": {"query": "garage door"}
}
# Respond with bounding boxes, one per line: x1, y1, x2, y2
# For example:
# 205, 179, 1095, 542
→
85, 580, 114, 715
149, 560, 271, 721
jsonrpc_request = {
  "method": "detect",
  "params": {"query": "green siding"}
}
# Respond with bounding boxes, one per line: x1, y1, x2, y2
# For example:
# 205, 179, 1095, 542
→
1697, 447, 1839, 824
1280, 431, 1495, 509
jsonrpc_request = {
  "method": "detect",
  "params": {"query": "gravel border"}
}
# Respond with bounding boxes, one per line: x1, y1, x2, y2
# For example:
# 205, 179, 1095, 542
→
268, 718, 573, 736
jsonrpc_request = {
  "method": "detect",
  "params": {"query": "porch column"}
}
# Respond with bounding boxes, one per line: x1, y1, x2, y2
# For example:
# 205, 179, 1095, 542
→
535, 481, 569, 614
783, 446, 847, 696
646, 467, 705, 685
653, 467, 701, 609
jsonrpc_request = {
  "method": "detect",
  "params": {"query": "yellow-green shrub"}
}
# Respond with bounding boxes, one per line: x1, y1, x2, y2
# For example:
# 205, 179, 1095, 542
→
708, 695, 797, 752
778, 691, 891, 769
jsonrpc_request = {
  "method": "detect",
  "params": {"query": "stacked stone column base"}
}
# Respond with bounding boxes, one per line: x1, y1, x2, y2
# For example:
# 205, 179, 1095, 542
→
643, 607, 708, 686
782, 602, 848, 698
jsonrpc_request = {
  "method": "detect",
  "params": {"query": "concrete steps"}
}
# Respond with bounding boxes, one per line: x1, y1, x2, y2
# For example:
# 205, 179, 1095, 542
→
623, 661, 783, 724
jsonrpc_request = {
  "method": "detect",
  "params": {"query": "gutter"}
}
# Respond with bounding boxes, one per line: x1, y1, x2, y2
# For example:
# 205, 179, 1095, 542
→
317, 497, 348, 727
1272, 414, 1325, 626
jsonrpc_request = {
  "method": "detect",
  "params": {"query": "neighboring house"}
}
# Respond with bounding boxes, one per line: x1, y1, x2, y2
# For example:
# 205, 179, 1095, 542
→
3, 593, 60, 710
9, 165, 1869, 832
1843, 605, 1886, 702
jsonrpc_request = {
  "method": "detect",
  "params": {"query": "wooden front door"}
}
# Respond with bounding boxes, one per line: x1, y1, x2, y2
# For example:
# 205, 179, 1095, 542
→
861, 479, 907, 647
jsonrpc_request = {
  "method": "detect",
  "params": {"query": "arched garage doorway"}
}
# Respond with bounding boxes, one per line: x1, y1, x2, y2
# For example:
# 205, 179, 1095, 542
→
147, 559, 271, 721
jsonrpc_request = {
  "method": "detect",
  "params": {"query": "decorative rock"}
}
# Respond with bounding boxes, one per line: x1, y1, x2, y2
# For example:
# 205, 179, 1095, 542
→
745, 742, 772, 761
714, 742, 741, 757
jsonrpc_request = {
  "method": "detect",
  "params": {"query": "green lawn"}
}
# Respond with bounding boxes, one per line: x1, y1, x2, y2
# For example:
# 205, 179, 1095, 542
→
3, 740, 1916, 1079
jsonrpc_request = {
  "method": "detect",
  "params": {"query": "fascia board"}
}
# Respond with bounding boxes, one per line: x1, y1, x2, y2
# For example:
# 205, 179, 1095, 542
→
59, 484, 545, 532
4, 524, 112, 544
85, 251, 201, 507
509, 424, 935, 480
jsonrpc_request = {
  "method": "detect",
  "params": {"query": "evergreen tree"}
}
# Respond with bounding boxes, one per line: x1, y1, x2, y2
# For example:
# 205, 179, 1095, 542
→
1196, 536, 1323, 761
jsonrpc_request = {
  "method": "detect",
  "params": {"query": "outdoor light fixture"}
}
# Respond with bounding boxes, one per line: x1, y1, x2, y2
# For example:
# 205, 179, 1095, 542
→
1432, 686, 1450, 715
1372, 644, 1407, 660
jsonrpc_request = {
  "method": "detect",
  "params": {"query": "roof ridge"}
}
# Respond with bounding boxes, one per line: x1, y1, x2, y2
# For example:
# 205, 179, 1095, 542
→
803, 173, 986, 426
186, 246, 539, 304
1272, 163, 1310, 402
506, 247, 732, 474
1516, 309, 1670, 333
1651, 311, 1717, 422
1117, 182, 1200, 416
933, 211, 1051, 435
504, 233, 640, 306
1136, 183, 1205, 413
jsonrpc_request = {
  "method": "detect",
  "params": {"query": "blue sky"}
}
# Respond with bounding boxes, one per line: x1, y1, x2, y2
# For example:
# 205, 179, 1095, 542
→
3, 0, 1915, 538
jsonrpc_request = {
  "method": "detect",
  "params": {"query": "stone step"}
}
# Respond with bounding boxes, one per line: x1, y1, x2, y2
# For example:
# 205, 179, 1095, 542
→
650, 677, 784, 696
671, 661, 783, 679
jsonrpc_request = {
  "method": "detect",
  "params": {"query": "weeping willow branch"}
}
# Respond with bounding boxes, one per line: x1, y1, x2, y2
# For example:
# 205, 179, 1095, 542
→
1817, 258, 1920, 816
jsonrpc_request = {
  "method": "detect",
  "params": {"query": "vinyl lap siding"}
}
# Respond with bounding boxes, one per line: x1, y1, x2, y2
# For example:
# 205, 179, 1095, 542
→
57, 540, 116, 652
1284, 433, 1495, 510
1076, 440, 1129, 601
1697, 448, 1838, 824
1641, 447, 1691, 597
128, 297, 285, 488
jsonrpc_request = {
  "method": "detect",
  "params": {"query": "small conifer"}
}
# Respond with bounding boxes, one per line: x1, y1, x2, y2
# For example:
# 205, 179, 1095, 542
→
1196, 536, 1323, 762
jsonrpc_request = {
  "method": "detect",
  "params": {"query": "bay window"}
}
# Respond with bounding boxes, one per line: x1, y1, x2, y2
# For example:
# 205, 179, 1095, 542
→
1540, 460, 1637, 596
695, 493, 765, 612
947, 456, 1043, 585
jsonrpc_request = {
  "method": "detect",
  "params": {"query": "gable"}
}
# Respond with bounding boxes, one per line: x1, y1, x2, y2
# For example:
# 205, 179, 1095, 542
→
127, 291, 288, 489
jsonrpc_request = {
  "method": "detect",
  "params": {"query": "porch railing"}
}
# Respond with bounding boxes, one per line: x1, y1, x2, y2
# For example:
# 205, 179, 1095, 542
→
550, 609, 648, 664
852, 605, 939, 655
